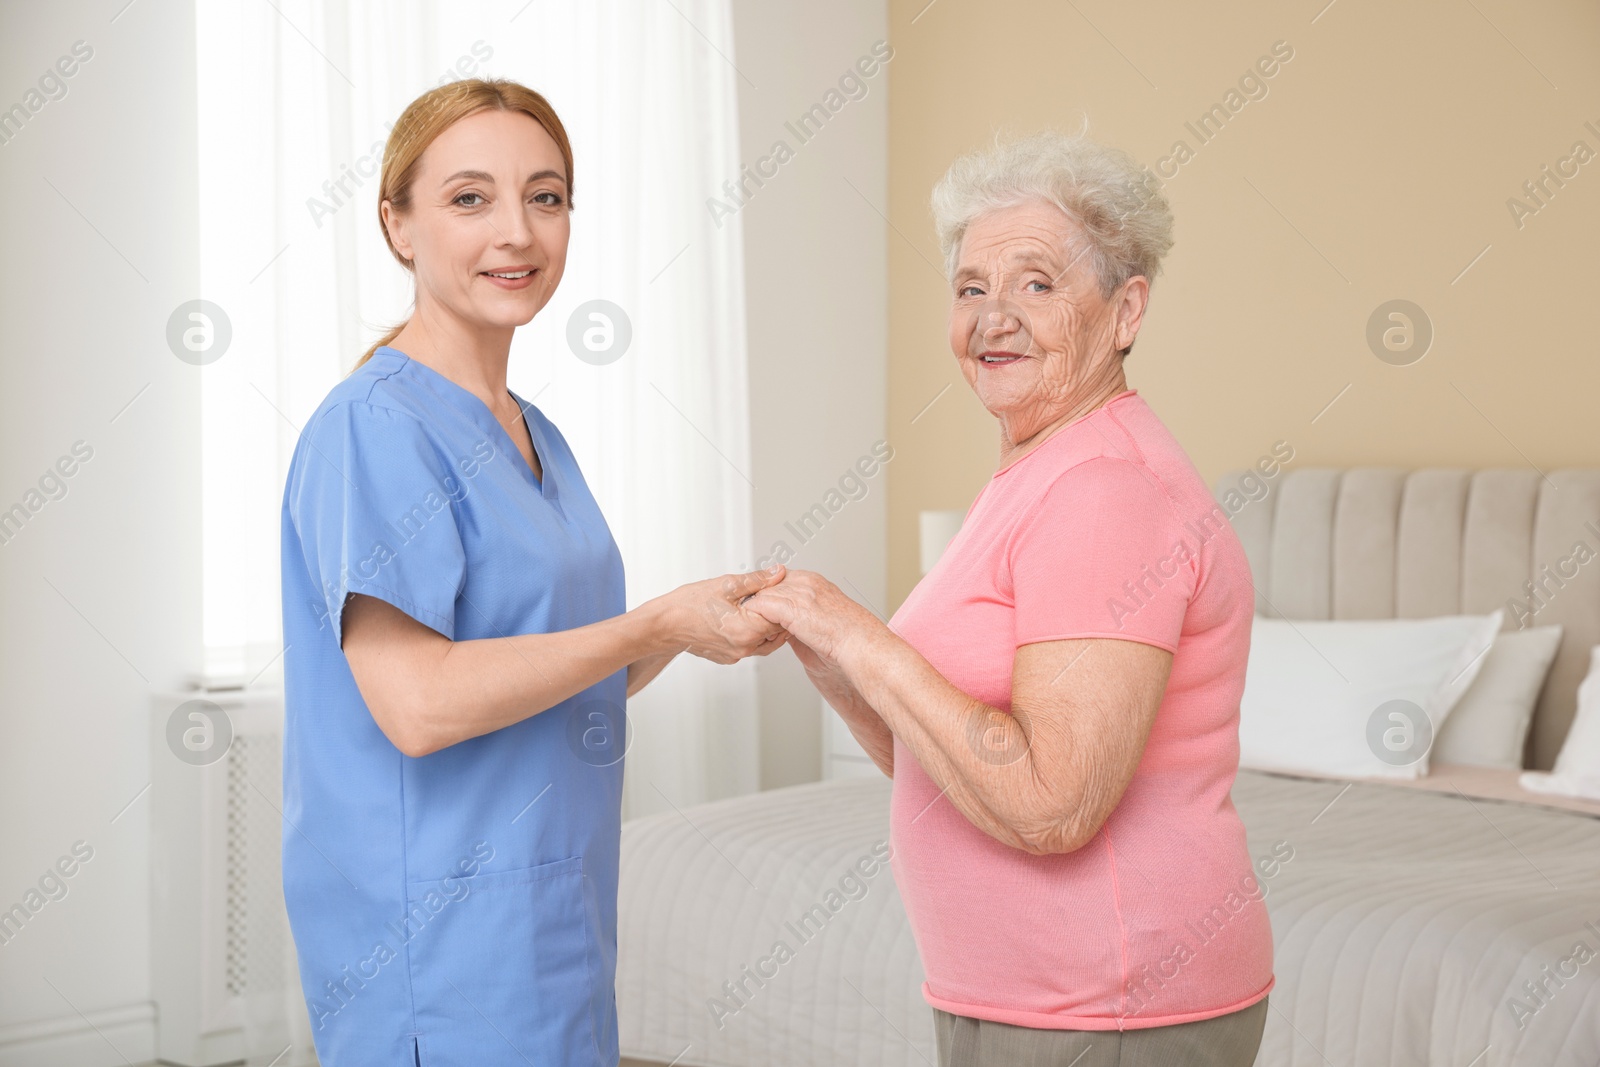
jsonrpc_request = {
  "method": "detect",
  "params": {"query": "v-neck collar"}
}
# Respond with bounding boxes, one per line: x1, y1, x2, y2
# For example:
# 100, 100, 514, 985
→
376, 346, 557, 503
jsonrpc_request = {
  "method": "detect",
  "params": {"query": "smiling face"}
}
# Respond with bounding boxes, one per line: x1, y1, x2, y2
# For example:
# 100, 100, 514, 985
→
947, 199, 1147, 447
381, 107, 571, 335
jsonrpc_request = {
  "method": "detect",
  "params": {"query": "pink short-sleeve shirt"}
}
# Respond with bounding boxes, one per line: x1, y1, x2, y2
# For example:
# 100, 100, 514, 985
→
887, 389, 1275, 1031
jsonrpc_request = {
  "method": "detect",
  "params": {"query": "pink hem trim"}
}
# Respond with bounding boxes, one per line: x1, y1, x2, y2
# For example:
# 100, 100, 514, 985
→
921, 976, 1275, 1032
1015, 630, 1181, 654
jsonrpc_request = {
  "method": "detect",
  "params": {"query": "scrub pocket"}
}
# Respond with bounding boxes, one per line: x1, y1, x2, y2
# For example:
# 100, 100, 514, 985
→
405, 855, 603, 1064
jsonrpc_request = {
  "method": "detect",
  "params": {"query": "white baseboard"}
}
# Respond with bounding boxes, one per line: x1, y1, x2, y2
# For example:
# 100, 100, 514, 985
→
0, 1000, 156, 1067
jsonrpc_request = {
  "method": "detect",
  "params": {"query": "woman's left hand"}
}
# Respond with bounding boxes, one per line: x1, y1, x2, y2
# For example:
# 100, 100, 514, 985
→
743, 570, 878, 661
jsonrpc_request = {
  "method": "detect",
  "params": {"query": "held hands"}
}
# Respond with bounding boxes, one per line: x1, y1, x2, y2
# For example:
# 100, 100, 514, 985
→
654, 565, 879, 670
744, 571, 880, 714
659, 565, 792, 664
741, 569, 877, 664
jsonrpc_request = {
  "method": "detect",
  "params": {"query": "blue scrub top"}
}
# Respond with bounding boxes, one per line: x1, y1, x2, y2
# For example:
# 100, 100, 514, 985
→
279, 346, 627, 1066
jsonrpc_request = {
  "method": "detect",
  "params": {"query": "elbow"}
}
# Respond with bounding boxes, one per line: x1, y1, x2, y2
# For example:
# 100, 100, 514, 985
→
1013, 830, 1080, 858
380, 712, 435, 759
1012, 812, 1097, 857
379, 656, 455, 758
393, 727, 438, 760
372, 690, 441, 759
342, 603, 452, 757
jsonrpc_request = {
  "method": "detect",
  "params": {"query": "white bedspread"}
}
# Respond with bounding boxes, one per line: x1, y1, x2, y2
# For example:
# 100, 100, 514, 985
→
616, 769, 1600, 1067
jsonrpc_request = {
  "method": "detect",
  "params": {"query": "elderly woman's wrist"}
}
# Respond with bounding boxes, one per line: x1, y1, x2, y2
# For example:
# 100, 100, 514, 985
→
832, 612, 888, 675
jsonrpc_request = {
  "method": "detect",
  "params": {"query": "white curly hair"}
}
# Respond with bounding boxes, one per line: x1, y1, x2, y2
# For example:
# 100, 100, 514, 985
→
930, 126, 1175, 354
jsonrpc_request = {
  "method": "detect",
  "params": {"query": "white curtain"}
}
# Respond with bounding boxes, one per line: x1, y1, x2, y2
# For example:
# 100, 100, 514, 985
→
200, 0, 758, 809
197, 6, 756, 1051
199, 0, 757, 1053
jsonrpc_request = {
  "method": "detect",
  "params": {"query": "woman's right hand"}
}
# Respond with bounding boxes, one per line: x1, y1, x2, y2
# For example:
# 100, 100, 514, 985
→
650, 565, 790, 664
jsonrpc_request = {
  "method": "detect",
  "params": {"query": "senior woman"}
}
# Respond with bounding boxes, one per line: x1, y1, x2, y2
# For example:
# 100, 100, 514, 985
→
745, 130, 1274, 1066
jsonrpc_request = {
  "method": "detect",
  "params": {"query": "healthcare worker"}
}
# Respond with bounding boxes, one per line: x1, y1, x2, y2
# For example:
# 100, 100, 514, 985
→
278, 78, 787, 1066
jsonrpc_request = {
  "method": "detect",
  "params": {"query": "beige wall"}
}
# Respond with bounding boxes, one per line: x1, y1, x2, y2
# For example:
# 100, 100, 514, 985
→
886, 0, 1600, 610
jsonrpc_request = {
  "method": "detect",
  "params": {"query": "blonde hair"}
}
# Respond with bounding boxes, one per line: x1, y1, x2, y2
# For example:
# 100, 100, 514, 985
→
930, 126, 1174, 356
350, 78, 575, 373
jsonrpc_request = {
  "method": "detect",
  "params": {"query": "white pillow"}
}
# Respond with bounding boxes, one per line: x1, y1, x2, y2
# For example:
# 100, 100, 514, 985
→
1432, 625, 1563, 769
1520, 645, 1600, 802
1552, 644, 1600, 776
1239, 610, 1503, 780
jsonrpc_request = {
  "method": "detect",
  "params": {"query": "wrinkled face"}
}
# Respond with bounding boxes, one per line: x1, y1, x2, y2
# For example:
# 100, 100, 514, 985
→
383, 108, 570, 330
947, 199, 1128, 429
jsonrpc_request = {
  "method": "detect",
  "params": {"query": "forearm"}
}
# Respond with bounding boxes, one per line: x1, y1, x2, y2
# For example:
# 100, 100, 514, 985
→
407, 600, 680, 755
817, 675, 896, 776
836, 626, 1067, 851
626, 650, 680, 697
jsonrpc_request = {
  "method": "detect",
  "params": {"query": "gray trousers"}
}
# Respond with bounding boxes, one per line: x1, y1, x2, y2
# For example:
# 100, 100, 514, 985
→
933, 996, 1268, 1067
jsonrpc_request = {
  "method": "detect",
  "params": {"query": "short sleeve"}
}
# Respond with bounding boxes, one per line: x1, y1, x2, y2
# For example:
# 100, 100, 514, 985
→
289, 402, 468, 647
1008, 456, 1195, 652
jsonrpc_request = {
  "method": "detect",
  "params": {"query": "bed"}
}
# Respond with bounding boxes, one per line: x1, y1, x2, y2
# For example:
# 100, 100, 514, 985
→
616, 466, 1600, 1067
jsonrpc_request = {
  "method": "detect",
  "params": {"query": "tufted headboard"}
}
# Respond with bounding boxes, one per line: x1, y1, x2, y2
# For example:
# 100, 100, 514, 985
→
1212, 466, 1600, 771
